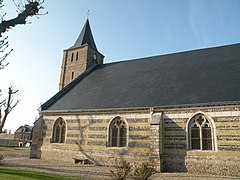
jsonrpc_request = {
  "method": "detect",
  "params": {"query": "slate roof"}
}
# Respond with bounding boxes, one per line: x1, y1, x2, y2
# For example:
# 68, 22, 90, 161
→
15, 125, 33, 133
42, 43, 240, 111
67, 19, 97, 51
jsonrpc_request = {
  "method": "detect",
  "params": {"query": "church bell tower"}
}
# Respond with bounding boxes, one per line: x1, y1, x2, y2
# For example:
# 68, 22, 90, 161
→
59, 19, 104, 90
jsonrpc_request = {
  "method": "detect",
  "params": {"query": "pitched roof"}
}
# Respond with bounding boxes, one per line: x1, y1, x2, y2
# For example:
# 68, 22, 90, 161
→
42, 43, 240, 111
67, 19, 97, 51
15, 125, 33, 133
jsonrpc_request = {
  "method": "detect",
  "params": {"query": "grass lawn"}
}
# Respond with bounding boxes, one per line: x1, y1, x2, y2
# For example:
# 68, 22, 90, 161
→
0, 146, 22, 150
0, 167, 79, 180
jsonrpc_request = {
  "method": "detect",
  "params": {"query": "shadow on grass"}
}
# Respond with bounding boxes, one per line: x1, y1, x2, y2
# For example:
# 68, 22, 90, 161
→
0, 167, 78, 180
1, 162, 112, 179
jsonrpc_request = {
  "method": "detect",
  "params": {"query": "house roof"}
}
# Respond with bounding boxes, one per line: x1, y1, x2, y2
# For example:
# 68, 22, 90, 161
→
42, 43, 240, 111
15, 125, 33, 133
66, 19, 97, 51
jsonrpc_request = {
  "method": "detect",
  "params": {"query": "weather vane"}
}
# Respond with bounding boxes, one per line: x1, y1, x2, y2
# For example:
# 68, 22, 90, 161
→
87, 10, 90, 19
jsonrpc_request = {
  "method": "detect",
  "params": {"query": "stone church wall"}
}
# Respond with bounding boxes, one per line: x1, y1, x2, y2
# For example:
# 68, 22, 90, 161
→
39, 109, 154, 166
33, 104, 240, 176
158, 105, 240, 176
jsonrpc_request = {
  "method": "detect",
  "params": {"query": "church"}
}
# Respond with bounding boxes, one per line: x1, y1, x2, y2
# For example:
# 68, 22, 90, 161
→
30, 19, 240, 176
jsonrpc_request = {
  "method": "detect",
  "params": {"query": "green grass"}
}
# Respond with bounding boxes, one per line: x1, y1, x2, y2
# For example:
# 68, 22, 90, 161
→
0, 146, 26, 151
0, 167, 79, 180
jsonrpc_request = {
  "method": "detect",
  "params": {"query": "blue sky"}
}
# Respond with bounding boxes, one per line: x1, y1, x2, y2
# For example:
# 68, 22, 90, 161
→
1, 0, 240, 132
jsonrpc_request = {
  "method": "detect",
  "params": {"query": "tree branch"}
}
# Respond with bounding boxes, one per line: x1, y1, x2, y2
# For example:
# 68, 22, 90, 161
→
0, 87, 20, 133
0, 36, 12, 69
0, 1, 46, 36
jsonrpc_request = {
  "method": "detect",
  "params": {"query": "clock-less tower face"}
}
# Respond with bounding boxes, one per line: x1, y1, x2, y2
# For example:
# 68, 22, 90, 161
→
59, 45, 104, 91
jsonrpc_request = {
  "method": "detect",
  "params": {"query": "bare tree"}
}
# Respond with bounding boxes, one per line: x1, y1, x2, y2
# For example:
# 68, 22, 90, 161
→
0, 36, 12, 70
0, 0, 46, 69
0, 0, 46, 36
0, 0, 46, 132
0, 87, 20, 133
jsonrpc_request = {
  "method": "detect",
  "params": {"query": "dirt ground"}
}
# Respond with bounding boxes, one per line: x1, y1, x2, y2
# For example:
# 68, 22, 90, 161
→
0, 147, 239, 180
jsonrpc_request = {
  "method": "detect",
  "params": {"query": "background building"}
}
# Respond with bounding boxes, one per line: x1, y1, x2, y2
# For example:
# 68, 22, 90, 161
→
14, 124, 33, 147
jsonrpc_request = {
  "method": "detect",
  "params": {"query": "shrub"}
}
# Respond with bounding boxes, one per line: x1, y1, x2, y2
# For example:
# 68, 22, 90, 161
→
0, 154, 4, 163
131, 162, 156, 180
110, 159, 132, 180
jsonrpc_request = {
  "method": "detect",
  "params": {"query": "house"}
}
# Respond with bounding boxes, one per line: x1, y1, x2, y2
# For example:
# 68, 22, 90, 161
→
30, 19, 240, 176
14, 124, 33, 146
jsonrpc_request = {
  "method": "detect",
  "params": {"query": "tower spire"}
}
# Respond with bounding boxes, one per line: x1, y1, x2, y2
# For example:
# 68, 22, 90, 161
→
67, 19, 97, 51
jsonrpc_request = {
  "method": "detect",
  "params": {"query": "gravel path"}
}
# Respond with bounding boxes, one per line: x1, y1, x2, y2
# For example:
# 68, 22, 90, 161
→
0, 148, 239, 180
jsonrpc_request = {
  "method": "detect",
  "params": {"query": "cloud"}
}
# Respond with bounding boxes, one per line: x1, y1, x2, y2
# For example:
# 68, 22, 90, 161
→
188, 1, 202, 45
188, 0, 216, 46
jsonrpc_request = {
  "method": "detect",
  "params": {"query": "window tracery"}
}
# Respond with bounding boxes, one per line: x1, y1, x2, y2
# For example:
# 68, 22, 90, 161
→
52, 118, 66, 143
108, 117, 127, 147
188, 115, 213, 150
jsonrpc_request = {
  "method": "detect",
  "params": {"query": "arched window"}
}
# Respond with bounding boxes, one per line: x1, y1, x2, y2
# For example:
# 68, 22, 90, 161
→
76, 52, 79, 61
108, 117, 127, 147
188, 114, 214, 150
52, 118, 66, 143
71, 53, 74, 62
71, 71, 74, 80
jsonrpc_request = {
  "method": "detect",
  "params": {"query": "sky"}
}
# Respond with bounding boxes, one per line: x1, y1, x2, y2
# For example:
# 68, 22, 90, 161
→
0, 0, 240, 133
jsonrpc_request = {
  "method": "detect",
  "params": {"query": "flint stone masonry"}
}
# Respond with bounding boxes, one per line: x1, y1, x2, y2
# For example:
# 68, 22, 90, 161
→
88, 134, 106, 139
129, 135, 149, 140
87, 141, 106, 146
32, 103, 240, 176
128, 118, 149, 123
88, 127, 107, 131
186, 155, 240, 176
217, 135, 240, 140
164, 127, 183, 131
164, 144, 186, 150
218, 145, 240, 151
217, 126, 240, 130
164, 135, 186, 140
129, 127, 149, 131
128, 142, 151, 148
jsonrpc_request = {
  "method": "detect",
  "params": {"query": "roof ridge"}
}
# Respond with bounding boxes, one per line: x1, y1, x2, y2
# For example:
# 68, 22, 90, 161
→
104, 43, 240, 66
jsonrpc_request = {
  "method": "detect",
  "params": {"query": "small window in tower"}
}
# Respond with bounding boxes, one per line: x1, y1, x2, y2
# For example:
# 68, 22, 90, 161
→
71, 53, 74, 62
76, 52, 79, 61
71, 71, 74, 80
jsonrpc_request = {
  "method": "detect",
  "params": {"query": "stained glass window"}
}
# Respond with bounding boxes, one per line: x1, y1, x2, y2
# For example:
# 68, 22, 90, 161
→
109, 117, 127, 147
52, 118, 66, 143
191, 124, 200, 149
189, 115, 213, 150
202, 125, 212, 150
